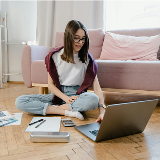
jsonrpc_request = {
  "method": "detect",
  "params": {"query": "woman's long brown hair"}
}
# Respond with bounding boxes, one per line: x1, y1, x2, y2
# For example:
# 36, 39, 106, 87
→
61, 20, 89, 63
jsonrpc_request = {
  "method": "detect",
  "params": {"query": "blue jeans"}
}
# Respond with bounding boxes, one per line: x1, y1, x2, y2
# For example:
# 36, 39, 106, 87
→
15, 85, 99, 115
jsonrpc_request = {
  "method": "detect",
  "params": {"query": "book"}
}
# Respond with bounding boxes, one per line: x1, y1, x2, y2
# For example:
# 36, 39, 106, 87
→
0, 111, 18, 127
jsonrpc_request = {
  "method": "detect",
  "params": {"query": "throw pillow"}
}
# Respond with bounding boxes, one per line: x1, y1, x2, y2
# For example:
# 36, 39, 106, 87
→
100, 32, 160, 60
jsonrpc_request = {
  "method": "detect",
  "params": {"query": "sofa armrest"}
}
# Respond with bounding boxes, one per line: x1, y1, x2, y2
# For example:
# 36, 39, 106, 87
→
21, 45, 54, 88
31, 60, 48, 84
21, 45, 32, 87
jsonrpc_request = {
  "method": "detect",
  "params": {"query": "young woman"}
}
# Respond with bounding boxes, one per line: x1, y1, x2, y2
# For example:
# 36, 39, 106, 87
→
15, 20, 106, 122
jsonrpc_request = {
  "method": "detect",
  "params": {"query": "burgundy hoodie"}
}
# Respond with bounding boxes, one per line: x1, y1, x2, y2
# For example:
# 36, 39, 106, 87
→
45, 46, 98, 105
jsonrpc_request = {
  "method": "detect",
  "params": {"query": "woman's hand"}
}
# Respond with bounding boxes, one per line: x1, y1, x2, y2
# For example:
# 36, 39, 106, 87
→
95, 113, 104, 123
64, 96, 78, 104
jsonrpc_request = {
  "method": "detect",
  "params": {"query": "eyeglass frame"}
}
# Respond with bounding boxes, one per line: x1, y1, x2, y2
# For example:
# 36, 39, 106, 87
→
73, 37, 86, 43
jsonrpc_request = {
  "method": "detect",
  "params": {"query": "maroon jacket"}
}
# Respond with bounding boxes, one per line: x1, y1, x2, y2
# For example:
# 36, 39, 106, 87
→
45, 46, 98, 105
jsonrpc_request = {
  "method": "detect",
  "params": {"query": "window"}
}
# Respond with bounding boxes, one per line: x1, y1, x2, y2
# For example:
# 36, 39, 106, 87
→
104, 1, 160, 30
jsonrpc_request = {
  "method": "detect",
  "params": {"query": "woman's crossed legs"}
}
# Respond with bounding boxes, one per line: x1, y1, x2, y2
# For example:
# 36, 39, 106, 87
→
15, 91, 99, 120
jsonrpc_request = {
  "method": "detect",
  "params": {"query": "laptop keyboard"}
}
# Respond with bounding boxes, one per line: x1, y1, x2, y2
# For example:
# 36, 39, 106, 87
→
89, 130, 99, 136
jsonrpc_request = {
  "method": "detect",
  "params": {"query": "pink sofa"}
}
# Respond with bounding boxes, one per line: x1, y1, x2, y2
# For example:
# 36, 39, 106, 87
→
21, 28, 160, 94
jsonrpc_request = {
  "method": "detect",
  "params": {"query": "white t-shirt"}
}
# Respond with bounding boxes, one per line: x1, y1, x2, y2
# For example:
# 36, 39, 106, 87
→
52, 48, 90, 86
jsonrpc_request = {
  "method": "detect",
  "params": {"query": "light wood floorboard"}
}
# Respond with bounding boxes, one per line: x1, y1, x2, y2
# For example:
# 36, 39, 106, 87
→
0, 83, 160, 160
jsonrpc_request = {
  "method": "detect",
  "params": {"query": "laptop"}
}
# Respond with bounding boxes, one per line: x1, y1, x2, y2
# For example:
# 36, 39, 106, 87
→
74, 99, 158, 142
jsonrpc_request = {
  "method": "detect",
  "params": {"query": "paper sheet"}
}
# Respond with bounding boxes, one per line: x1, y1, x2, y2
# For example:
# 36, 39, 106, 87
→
25, 117, 61, 132
0, 110, 13, 120
7, 113, 23, 126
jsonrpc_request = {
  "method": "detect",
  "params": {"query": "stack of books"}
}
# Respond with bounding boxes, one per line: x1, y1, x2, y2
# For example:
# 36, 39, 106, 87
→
0, 111, 18, 127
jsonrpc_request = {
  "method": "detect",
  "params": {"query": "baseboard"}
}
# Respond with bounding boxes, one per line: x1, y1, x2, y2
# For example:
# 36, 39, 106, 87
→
8, 81, 24, 84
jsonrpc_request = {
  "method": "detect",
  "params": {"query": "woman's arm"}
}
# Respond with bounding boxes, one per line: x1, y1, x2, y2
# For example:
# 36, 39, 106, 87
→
48, 73, 78, 104
92, 75, 106, 122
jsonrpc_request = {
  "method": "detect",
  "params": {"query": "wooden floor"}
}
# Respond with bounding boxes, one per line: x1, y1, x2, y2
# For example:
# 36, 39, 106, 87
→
0, 83, 160, 160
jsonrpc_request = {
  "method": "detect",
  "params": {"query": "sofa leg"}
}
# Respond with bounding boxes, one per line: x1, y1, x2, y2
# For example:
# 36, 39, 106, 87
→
32, 83, 49, 94
44, 87, 48, 94
39, 87, 44, 94
39, 87, 48, 94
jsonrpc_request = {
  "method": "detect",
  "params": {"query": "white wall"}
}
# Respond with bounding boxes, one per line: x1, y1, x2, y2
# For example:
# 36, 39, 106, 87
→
1, 1, 37, 81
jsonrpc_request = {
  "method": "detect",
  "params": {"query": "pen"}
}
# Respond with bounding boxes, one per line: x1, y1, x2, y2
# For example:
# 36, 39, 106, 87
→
35, 119, 46, 128
29, 119, 44, 126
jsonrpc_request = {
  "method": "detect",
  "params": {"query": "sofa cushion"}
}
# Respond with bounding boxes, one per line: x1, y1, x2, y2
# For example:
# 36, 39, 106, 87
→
55, 28, 104, 60
55, 32, 64, 48
100, 32, 160, 61
96, 60, 160, 91
87, 29, 104, 59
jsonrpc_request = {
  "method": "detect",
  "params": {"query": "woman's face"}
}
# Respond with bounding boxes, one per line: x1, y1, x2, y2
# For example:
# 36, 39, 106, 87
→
72, 29, 86, 54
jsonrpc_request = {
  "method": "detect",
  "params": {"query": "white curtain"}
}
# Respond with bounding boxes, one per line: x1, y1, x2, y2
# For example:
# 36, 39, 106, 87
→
37, 1, 104, 47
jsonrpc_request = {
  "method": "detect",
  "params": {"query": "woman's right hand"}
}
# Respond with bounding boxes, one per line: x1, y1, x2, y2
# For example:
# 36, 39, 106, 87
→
64, 96, 78, 104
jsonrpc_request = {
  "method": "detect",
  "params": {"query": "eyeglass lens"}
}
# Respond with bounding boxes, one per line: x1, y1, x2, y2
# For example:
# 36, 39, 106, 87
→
74, 37, 85, 43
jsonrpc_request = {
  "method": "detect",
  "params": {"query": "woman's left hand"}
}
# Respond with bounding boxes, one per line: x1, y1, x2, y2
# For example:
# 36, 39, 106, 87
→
95, 113, 104, 123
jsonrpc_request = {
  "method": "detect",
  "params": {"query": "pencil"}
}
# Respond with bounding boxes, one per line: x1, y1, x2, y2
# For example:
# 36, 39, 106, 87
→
35, 119, 46, 128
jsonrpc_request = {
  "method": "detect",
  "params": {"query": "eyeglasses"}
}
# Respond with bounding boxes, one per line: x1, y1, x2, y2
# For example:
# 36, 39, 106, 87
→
73, 37, 85, 43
